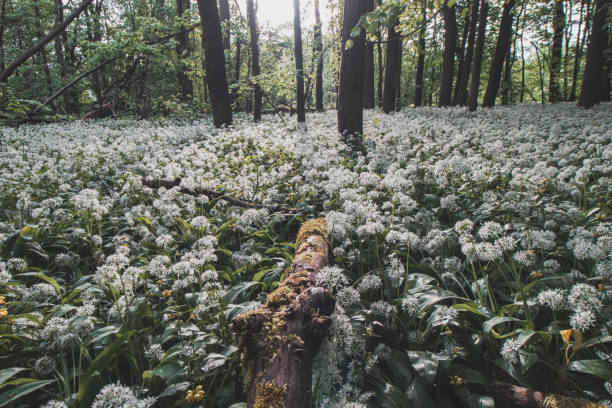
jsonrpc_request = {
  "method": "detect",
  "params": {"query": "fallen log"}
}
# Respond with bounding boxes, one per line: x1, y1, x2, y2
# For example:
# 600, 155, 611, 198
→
79, 101, 115, 120
470, 382, 606, 408
141, 177, 300, 213
232, 218, 335, 408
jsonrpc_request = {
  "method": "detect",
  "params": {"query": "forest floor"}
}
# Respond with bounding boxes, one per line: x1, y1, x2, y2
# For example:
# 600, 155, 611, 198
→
0, 103, 611, 408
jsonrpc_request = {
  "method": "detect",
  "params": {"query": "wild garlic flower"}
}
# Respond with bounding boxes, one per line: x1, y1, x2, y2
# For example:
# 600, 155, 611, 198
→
316, 266, 349, 292
500, 338, 521, 365
357, 274, 382, 293
91, 382, 155, 408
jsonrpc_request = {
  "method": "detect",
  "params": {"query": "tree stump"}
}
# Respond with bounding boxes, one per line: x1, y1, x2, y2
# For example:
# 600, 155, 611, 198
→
232, 218, 335, 408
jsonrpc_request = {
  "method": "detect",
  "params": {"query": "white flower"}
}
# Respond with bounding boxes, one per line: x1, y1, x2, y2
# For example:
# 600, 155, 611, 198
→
500, 338, 521, 365
91, 382, 155, 408
431, 305, 459, 327
401, 295, 419, 315
155, 234, 174, 249
316, 266, 349, 292
537, 289, 566, 311
478, 222, 503, 240
357, 274, 382, 293
570, 308, 597, 331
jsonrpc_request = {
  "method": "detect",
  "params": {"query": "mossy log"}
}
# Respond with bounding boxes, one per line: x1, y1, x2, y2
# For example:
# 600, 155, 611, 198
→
473, 382, 607, 408
232, 218, 335, 408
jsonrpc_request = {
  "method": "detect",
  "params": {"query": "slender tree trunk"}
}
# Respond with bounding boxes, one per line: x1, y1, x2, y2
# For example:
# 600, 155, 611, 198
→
598, 22, 611, 101
578, 0, 609, 108
314, 0, 324, 111
549, 0, 565, 102
467, 0, 489, 111
453, 0, 473, 106
0, 0, 93, 84
247, 0, 262, 121
562, 0, 573, 100
383, 24, 401, 113
219, 0, 230, 51
414, 0, 427, 107
455, 0, 479, 105
482, 0, 515, 108
338, 0, 368, 150
570, 0, 589, 101
501, 46, 512, 104
520, 30, 525, 103
362, 0, 375, 109
235, 39, 241, 84
0, 0, 6, 73
176, 0, 193, 100
33, 0, 54, 95
246, 50, 252, 113
196, 0, 233, 127
293, 0, 305, 122
376, 0, 383, 107
439, 1, 457, 106
395, 39, 402, 110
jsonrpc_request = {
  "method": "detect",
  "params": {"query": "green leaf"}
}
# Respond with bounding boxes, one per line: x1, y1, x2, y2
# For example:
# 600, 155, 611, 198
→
482, 316, 521, 334
17, 272, 62, 295
85, 325, 121, 346
0, 379, 55, 407
0, 368, 26, 385
567, 360, 612, 382
222, 281, 261, 305
406, 351, 439, 386
77, 330, 134, 406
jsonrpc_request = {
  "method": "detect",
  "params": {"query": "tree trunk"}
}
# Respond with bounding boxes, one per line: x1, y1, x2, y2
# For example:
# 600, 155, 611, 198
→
414, 0, 427, 107
0, 0, 7, 72
549, 0, 565, 102
562, 0, 573, 100
501, 46, 512, 105
362, 0, 375, 109
570, 0, 590, 101
467, 0, 489, 111
395, 38, 402, 111
33, 0, 54, 96
176, 0, 193, 100
313, 0, 324, 111
247, 0, 262, 121
455, 0, 480, 105
232, 219, 335, 408
383, 24, 400, 113
453, 0, 473, 106
439, 1, 457, 106
599, 25, 611, 101
219, 0, 230, 51
293, 0, 305, 122
578, 0, 610, 108
482, 0, 514, 108
338, 0, 368, 150
0, 0, 93, 83
196, 0, 233, 127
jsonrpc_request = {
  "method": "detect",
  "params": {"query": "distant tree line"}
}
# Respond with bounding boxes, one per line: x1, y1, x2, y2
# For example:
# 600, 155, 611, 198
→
0, 0, 610, 139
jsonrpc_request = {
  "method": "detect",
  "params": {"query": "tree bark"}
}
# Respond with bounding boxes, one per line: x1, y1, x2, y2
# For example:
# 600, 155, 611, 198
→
0, 0, 93, 83
482, 0, 514, 108
363, 0, 375, 109
474, 382, 607, 408
414, 0, 427, 107
570, 0, 590, 101
33, 0, 54, 96
455, 0, 479, 106
232, 219, 335, 408
196, 0, 233, 127
314, 0, 324, 111
247, 0, 262, 121
176, 0, 193, 100
467, 0, 489, 111
578, 0, 610, 108
439, 1, 457, 106
453, 0, 473, 106
338, 0, 368, 150
383, 24, 401, 113
0, 0, 7, 72
219, 0, 230, 51
549, 0, 565, 102
293, 0, 306, 122
599, 23, 611, 102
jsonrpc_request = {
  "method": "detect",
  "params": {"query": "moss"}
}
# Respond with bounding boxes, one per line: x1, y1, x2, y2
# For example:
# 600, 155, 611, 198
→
543, 396, 606, 408
296, 218, 328, 249
265, 285, 295, 309
253, 380, 287, 408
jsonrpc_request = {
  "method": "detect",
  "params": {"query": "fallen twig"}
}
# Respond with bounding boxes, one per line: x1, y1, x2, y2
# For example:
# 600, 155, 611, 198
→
141, 177, 301, 213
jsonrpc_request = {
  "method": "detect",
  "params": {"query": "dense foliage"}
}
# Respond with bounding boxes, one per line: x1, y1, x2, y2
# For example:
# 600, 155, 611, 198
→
0, 103, 611, 407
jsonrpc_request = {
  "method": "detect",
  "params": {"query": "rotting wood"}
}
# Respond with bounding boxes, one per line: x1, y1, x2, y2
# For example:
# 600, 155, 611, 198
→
141, 177, 300, 214
469, 381, 607, 408
232, 218, 335, 408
